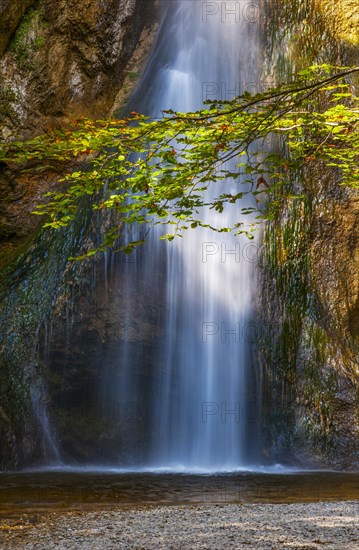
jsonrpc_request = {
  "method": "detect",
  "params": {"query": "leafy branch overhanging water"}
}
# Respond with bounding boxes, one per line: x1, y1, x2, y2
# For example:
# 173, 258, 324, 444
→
1, 64, 358, 258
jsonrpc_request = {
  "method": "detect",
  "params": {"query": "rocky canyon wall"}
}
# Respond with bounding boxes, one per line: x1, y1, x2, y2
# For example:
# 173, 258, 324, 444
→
257, 0, 359, 469
0, 0, 157, 469
0, 0, 157, 252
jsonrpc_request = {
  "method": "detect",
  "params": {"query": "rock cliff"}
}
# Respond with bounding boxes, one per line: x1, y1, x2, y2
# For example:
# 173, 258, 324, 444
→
0, 0, 157, 252
257, 0, 359, 469
0, 0, 157, 469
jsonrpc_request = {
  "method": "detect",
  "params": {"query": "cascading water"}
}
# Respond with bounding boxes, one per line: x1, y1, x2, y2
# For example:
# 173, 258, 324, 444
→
102, 0, 264, 471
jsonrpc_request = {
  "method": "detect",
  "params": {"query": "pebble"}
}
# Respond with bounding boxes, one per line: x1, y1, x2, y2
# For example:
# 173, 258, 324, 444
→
0, 501, 358, 549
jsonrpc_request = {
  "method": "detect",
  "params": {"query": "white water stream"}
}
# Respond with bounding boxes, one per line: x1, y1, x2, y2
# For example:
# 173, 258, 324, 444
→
112, 0, 263, 470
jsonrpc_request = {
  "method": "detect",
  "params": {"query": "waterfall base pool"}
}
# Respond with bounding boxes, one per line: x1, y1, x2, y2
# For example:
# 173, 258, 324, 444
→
1, 471, 358, 514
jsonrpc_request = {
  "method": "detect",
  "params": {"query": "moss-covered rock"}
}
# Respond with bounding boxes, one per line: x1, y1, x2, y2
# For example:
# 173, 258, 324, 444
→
0, 0, 158, 257
0, 0, 37, 57
257, 0, 359, 469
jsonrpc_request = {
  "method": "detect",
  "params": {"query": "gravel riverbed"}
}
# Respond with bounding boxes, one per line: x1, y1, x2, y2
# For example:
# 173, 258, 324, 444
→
0, 501, 358, 549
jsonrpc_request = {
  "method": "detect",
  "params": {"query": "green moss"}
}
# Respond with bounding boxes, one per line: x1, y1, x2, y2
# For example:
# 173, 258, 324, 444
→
34, 36, 45, 48
259, 161, 347, 458
0, 85, 18, 124
264, 0, 343, 75
0, 196, 97, 467
299, 325, 339, 455
258, 0, 357, 458
128, 71, 140, 81
9, 5, 46, 69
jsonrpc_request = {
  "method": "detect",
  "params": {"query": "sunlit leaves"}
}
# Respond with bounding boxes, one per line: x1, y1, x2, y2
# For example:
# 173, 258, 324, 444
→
1, 65, 358, 255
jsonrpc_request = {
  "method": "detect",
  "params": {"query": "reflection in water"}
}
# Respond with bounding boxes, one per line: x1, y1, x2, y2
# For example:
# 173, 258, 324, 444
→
0, 471, 358, 511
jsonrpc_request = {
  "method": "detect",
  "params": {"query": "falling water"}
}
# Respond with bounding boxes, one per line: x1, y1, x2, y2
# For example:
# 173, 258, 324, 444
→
103, 0, 263, 471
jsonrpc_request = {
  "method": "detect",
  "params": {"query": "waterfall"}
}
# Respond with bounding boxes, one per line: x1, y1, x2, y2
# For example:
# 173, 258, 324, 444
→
102, 0, 263, 471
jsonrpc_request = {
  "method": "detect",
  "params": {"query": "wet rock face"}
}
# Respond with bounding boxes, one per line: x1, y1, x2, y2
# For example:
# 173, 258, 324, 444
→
0, 0, 157, 246
1, 0, 154, 126
27, 0, 146, 119
257, 0, 359, 469
314, 0, 359, 46
42, 254, 167, 464
311, 186, 359, 355
0, 0, 158, 469
0, 0, 36, 56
